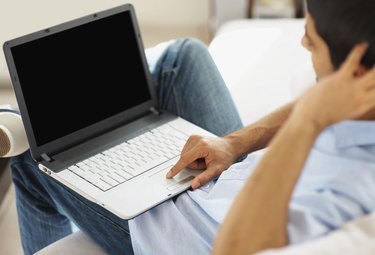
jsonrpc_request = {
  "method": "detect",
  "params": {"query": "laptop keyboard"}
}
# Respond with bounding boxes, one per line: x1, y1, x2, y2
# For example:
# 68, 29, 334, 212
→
68, 122, 189, 191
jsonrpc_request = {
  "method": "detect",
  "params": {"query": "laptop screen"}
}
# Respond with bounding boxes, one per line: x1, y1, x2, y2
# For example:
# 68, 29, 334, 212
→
6, 6, 154, 151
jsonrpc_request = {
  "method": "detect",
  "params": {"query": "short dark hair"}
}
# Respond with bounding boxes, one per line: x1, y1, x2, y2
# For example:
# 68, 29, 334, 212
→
307, 0, 375, 69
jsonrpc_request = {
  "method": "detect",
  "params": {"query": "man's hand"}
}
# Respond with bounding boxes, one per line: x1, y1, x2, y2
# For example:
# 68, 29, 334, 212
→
293, 43, 375, 132
167, 135, 240, 189
167, 100, 296, 190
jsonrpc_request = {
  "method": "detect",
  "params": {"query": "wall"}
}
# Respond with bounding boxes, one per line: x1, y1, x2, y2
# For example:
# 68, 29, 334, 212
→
0, 0, 211, 88
213, 0, 248, 29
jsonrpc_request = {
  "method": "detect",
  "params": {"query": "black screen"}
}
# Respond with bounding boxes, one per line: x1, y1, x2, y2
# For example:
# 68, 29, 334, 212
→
11, 10, 152, 146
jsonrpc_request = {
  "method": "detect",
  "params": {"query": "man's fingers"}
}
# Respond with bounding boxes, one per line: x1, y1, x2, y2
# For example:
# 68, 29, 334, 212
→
187, 158, 206, 170
167, 157, 189, 178
191, 168, 220, 189
358, 66, 375, 90
167, 148, 206, 178
367, 90, 375, 104
341, 42, 369, 75
364, 89, 375, 106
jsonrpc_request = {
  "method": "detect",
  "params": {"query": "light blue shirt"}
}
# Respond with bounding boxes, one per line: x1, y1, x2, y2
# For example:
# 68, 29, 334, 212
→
129, 120, 375, 254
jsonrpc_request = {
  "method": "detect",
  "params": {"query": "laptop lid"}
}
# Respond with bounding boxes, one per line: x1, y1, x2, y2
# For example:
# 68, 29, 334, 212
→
3, 4, 159, 162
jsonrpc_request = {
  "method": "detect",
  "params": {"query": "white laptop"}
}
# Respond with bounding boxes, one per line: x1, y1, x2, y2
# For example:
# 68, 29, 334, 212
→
3, 3, 215, 219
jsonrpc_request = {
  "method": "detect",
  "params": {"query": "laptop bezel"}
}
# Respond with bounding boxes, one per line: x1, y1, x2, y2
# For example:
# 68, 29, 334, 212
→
3, 4, 159, 162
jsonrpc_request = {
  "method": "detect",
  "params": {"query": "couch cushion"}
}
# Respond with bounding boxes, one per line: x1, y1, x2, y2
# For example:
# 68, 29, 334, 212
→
34, 231, 107, 255
209, 18, 315, 125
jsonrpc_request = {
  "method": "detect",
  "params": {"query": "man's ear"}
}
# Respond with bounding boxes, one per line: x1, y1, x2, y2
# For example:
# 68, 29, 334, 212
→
355, 65, 368, 77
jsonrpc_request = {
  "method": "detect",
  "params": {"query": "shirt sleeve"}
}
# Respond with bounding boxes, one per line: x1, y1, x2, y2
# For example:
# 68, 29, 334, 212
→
255, 211, 375, 255
287, 188, 366, 244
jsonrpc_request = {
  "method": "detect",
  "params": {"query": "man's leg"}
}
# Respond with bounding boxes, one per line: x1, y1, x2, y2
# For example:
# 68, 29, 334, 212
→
151, 38, 243, 136
11, 38, 243, 255
11, 151, 134, 255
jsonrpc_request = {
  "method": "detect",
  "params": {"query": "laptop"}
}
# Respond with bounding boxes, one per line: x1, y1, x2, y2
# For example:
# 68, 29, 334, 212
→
3, 3, 215, 219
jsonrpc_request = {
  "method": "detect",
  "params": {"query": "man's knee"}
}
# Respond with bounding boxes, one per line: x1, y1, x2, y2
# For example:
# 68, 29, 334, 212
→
11, 149, 34, 166
171, 38, 209, 59
10, 150, 39, 183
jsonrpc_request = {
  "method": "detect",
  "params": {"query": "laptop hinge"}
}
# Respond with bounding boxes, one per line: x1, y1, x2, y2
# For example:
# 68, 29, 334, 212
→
41, 153, 54, 162
150, 107, 161, 115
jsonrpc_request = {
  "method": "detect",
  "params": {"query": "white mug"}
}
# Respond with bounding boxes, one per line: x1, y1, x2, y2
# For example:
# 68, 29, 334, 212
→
0, 111, 28, 157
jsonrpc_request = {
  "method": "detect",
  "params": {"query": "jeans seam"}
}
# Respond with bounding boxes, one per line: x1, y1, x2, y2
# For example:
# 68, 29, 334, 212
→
172, 83, 181, 116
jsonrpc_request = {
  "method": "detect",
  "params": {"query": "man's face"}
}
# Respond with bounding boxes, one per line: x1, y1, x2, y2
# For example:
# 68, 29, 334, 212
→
301, 14, 334, 81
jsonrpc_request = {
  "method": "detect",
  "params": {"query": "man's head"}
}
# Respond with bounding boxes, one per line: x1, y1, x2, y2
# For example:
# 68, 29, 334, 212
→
303, 0, 375, 80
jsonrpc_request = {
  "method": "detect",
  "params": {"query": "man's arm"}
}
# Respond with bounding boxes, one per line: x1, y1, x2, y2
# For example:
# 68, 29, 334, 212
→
212, 109, 320, 255
167, 102, 294, 189
224, 101, 294, 158
211, 43, 375, 255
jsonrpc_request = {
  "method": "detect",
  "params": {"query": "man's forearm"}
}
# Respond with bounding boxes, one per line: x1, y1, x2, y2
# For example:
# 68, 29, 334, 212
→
225, 102, 294, 158
212, 112, 321, 255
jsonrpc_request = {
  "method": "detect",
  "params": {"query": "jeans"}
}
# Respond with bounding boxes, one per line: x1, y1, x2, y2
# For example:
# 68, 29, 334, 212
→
11, 38, 243, 255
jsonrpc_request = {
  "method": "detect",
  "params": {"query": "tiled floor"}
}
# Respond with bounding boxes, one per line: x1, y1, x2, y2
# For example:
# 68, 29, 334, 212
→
0, 184, 23, 255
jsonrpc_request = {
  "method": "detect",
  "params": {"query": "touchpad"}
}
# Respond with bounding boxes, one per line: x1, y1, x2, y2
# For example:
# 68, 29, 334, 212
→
149, 165, 196, 189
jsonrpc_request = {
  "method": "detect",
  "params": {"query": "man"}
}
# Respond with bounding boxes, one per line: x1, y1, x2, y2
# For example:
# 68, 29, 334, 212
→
7, 0, 375, 255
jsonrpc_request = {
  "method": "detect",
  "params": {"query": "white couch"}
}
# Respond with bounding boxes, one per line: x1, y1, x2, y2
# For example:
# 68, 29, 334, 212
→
209, 18, 314, 125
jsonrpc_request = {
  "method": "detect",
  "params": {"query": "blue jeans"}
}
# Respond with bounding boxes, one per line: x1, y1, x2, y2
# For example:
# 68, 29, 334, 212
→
11, 38, 243, 255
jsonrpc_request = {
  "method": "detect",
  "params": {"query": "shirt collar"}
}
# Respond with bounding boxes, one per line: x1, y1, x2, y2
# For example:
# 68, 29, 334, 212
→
333, 120, 375, 149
